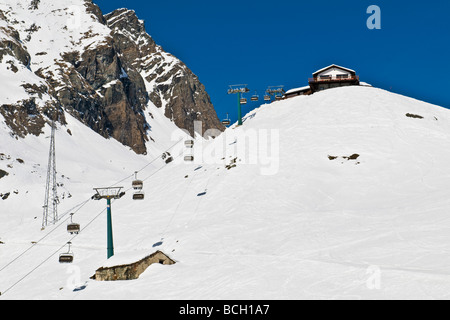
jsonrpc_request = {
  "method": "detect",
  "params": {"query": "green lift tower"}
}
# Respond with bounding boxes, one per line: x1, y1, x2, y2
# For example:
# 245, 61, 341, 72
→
93, 187, 124, 259
228, 84, 250, 126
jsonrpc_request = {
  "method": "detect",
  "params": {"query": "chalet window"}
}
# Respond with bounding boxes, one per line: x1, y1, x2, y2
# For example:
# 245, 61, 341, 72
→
337, 74, 349, 79
319, 75, 331, 79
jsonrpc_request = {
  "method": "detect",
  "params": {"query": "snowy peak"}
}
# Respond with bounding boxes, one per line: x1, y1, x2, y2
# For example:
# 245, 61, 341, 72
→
105, 8, 147, 38
0, 0, 223, 155
0, 12, 30, 68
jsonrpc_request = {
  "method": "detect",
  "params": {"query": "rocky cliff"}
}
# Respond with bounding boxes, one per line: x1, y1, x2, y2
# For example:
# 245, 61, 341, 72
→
105, 9, 224, 139
0, 0, 223, 154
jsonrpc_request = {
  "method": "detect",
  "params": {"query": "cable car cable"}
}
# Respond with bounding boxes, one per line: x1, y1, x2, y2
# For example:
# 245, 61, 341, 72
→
0, 137, 192, 297
0, 201, 110, 297
0, 138, 186, 280
0, 238, 74, 297
0, 198, 91, 274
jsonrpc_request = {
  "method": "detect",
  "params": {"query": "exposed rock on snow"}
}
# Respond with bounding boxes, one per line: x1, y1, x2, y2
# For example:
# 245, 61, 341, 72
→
0, 169, 8, 179
406, 113, 424, 119
105, 8, 224, 138
92, 251, 175, 281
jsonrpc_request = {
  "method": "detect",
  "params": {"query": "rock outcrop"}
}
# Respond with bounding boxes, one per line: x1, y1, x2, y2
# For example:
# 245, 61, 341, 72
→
105, 8, 225, 138
0, 0, 223, 154
92, 251, 175, 281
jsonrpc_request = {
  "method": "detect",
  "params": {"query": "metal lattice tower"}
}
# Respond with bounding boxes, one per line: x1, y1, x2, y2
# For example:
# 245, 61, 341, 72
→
42, 118, 59, 228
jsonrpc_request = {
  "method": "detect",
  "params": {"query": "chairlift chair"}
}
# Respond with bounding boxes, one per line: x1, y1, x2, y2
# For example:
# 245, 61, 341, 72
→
162, 152, 173, 164
264, 95, 271, 101
67, 213, 80, 235
222, 113, 231, 126
184, 155, 194, 162
132, 179, 143, 190
132, 172, 143, 190
165, 156, 173, 164
67, 223, 80, 234
251, 92, 259, 101
133, 191, 145, 200
59, 242, 74, 264
240, 98, 247, 105
132, 172, 145, 200
59, 253, 74, 264
185, 140, 194, 148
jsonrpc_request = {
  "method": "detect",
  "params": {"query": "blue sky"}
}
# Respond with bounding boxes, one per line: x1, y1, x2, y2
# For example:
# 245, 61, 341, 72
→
94, 0, 450, 123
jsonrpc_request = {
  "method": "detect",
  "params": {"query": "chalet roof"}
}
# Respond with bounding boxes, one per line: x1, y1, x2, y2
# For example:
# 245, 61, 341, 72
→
312, 64, 356, 76
285, 86, 310, 95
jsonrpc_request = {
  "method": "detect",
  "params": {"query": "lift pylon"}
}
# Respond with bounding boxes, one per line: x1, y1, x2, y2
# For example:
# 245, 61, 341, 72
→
227, 84, 250, 126
42, 116, 59, 229
93, 187, 124, 259
266, 85, 285, 100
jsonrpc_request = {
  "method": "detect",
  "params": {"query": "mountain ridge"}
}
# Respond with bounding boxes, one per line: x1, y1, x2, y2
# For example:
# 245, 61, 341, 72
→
0, 0, 223, 154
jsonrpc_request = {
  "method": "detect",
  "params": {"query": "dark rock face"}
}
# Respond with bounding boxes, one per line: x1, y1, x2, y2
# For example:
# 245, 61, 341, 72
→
0, 99, 48, 138
105, 8, 225, 137
0, 169, 8, 179
60, 41, 149, 154
28, 0, 40, 10
0, 1, 223, 154
0, 11, 31, 68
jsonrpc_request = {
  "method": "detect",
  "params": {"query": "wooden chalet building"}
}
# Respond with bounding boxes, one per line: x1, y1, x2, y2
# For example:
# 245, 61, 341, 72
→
284, 64, 360, 99
309, 64, 360, 92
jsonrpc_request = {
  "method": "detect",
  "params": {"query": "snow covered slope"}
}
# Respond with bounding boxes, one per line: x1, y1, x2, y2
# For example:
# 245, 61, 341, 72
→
2, 86, 450, 300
